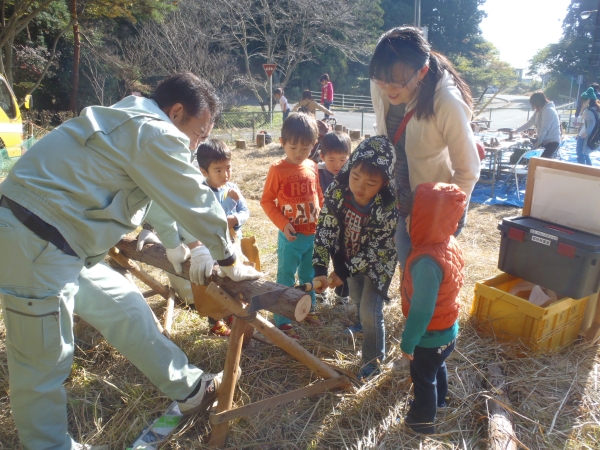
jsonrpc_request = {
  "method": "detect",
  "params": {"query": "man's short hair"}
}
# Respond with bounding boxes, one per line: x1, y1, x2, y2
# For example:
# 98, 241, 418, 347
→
196, 139, 231, 171
320, 131, 351, 156
151, 72, 221, 122
281, 112, 318, 145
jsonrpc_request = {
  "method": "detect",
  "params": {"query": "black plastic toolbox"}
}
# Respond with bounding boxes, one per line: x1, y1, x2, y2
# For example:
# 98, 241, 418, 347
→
498, 216, 600, 298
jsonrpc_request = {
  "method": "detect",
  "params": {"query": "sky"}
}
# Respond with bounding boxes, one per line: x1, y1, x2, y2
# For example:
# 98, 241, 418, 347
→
480, 0, 572, 70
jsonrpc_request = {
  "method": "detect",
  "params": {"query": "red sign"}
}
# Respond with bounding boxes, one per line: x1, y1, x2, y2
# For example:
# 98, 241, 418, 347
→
263, 64, 277, 77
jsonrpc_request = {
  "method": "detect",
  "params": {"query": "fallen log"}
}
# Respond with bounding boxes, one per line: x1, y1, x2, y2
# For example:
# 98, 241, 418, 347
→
487, 364, 518, 450
115, 236, 311, 322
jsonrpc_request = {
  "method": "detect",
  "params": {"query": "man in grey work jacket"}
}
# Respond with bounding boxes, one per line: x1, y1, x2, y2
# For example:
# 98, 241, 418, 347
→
0, 72, 261, 449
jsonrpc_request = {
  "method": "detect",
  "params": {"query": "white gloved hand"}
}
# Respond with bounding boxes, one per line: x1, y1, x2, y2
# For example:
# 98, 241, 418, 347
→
166, 244, 191, 275
218, 262, 263, 282
136, 229, 162, 251
189, 245, 215, 285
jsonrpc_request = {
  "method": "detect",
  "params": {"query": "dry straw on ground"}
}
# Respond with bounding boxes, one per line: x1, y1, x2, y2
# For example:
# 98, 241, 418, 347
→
1, 141, 599, 449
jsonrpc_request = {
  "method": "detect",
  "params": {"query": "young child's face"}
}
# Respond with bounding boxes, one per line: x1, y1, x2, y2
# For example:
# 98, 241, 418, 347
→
322, 152, 349, 175
281, 138, 316, 165
200, 159, 231, 189
274, 93, 281, 100
348, 165, 386, 207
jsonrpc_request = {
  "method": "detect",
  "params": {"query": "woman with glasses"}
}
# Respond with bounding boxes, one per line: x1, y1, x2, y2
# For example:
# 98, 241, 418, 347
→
369, 27, 480, 270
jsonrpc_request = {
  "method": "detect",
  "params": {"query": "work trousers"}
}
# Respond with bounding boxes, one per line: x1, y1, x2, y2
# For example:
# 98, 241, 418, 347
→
346, 274, 385, 365
0, 207, 202, 450
274, 231, 316, 327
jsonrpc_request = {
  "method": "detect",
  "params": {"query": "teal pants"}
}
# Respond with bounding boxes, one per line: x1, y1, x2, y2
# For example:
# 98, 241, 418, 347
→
275, 231, 316, 327
0, 207, 203, 450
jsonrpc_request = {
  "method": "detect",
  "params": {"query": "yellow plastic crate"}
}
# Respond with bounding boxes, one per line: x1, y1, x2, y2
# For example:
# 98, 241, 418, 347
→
471, 272, 588, 353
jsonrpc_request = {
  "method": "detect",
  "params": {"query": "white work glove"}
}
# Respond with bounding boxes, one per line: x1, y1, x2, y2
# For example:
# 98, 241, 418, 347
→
136, 229, 162, 251
189, 245, 215, 285
166, 244, 191, 275
218, 262, 263, 282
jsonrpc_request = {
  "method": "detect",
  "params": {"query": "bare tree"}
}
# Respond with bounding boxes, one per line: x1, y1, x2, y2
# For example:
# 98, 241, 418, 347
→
122, 0, 238, 103
207, 0, 371, 105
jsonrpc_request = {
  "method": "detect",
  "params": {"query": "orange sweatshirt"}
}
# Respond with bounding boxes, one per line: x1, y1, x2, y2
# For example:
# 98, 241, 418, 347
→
261, 159, 324, 235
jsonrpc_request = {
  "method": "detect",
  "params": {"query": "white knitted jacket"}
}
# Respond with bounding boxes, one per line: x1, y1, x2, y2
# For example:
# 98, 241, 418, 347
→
371, 71, 480, 197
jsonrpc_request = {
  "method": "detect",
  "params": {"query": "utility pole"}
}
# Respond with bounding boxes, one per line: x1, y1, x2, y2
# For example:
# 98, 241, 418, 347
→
414, 0, 421, 27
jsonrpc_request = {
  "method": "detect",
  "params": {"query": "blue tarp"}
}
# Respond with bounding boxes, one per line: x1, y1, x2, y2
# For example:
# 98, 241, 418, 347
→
471, 136, 599, 208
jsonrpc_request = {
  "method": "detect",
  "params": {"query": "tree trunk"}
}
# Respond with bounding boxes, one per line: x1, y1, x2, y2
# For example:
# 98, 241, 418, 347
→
68, 0, 79, 112
115, 236, 311, 322
4, 35, 13, 86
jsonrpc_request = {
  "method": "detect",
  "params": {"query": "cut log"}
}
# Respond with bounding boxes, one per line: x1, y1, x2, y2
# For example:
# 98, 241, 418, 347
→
256, 133, 265, 147
116, 236, 311, 322
487, 364, 518, 450
364, 134, 371, 139
342, 126, 348, 134
235, 139, 246, 150
334, 124, 343, 132
349, 130, 361, 140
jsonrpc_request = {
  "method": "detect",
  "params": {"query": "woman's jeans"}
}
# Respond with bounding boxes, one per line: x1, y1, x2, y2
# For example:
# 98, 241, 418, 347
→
576, 136, 592, 165
346, 274, 385, 365
396, 202, 468, 270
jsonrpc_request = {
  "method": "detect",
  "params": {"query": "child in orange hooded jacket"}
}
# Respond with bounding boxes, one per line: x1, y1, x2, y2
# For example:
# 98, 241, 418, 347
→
400, 182, 466, 435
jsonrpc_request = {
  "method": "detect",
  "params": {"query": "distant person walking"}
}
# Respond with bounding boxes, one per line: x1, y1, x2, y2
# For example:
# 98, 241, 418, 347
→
293, 90, 333, 118
515, 91, 561, 159
320, 74, 334, 119
369, 27, 480, 270
274, 88, 291, 121
576, 87, 598, 166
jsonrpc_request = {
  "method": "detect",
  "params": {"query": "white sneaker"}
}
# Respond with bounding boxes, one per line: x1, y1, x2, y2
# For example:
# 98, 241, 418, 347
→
178, 372, 223, 415
177, 368, 241, 415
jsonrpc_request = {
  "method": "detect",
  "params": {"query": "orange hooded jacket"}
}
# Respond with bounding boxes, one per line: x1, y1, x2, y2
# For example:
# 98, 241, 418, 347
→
401, 182, 467, 331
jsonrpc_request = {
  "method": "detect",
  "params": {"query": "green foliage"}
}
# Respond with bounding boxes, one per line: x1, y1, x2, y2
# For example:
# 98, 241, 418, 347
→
528, 0, 600, 83
451, 40, 517, 92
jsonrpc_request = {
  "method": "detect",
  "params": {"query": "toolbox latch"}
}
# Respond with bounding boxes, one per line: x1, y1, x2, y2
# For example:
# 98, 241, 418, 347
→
508, 227, 525, 241
557, 243, 576, 258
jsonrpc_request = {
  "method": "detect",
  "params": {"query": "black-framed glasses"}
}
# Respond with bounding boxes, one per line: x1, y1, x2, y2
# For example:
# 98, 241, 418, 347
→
371, 70, 419, 89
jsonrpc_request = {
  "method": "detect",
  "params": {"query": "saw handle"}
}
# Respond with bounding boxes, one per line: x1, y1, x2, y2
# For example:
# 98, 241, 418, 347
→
298, 277, 333, 292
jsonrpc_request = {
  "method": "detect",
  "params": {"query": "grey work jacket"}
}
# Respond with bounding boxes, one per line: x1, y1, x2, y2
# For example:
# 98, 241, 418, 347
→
0, 96, 233, 268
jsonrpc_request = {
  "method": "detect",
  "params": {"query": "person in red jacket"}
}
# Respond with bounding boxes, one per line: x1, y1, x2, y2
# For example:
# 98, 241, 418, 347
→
319, 74, 334, 119
400, 182, 466, 435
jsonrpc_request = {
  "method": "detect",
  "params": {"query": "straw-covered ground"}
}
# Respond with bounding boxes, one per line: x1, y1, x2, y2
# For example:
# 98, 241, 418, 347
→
1, 140, 599, 449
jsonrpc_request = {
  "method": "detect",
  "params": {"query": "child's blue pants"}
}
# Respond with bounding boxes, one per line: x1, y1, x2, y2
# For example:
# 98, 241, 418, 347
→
274, 231, 316, 327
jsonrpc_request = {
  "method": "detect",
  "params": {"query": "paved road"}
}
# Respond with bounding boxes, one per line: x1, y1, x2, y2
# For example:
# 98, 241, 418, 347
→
323, 94, 535, 134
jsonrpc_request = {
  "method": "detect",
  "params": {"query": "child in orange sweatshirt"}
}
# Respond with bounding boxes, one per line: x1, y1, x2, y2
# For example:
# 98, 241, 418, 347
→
261, 113, 324, 333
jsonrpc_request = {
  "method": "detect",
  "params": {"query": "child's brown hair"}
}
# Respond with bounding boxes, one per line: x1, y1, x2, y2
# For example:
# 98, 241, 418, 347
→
320, 131, 351, 157
281, 112, 318, 145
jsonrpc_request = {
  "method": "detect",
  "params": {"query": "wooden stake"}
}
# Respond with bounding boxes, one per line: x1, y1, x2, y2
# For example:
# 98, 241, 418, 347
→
206, 283, 341, 381
163, 287, 176, 334
487, 364, 518, 450
208, 316, 246, 448
210, 376, 346, 425
235, 139, 246, 149
349, 130, 361, 140
256, 133, 265, 147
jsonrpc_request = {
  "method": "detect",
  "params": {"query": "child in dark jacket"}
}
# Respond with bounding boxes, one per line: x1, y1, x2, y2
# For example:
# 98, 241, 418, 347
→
400, 182, 466, 435
313, 136, 398, 379
316, 131, 351, 305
